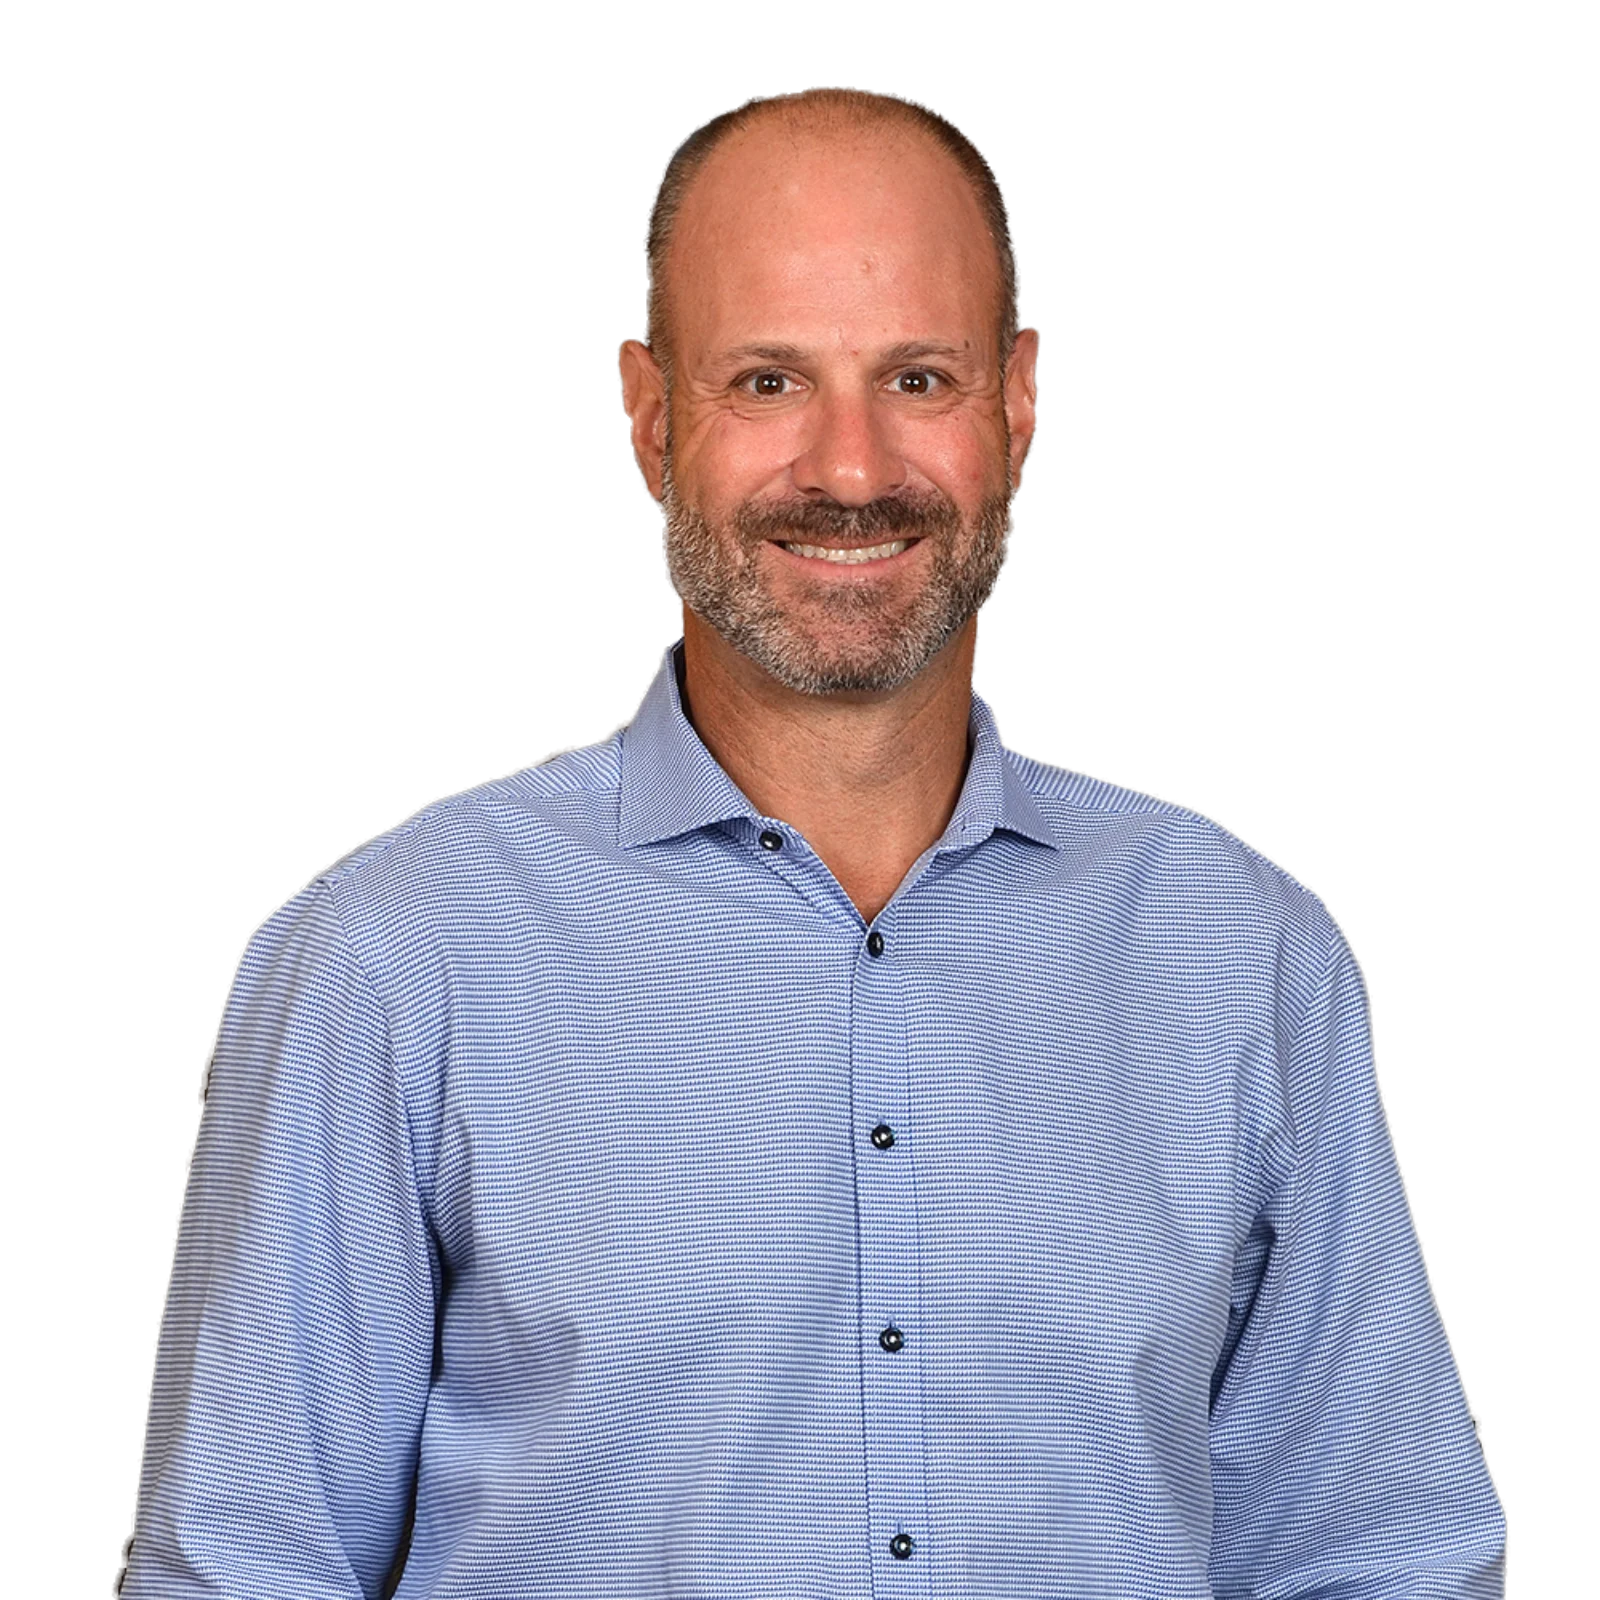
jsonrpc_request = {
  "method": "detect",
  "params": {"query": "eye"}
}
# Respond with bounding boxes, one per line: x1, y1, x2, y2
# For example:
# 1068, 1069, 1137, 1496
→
745, 371, 800, 400
739, 366, 947, 398
893, 369, 938, 395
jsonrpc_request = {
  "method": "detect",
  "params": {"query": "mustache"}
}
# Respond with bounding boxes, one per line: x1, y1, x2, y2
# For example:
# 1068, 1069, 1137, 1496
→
732, 489, 963, 544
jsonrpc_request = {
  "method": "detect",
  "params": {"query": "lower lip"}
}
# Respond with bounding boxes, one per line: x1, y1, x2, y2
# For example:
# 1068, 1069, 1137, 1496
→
768, 538, 924, 572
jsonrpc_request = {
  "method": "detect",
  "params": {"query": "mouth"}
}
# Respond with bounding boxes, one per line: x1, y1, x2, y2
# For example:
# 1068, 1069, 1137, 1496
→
776, 538, 918, 565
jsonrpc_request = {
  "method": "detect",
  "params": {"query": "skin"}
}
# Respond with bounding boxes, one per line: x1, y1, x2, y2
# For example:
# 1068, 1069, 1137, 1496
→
620, 116, 1039, 920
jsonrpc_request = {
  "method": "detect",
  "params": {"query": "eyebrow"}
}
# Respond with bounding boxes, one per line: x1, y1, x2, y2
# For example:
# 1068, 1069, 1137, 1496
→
716, 340, 970, 366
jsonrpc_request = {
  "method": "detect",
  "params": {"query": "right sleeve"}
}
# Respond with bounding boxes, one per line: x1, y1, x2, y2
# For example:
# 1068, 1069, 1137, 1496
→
122, 881, 438, 1600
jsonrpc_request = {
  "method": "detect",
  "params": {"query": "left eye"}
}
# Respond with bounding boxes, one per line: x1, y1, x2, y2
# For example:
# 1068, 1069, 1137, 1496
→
894, 370, 937, 395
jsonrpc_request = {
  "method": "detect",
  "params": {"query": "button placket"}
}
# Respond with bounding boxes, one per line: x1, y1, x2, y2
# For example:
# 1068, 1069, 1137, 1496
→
851, 915, 928, 1574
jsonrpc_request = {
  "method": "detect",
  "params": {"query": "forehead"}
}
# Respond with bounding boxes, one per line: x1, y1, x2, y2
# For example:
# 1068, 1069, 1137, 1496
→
665, 119, 1001, 358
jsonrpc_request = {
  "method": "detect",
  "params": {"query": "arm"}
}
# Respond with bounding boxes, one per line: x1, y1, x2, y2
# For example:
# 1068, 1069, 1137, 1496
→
122, 882, 436, 1599
1208, 922, 1505, 1598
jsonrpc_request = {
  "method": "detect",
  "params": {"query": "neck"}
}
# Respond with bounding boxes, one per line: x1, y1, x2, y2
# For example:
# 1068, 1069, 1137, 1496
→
679, 609, 977, 922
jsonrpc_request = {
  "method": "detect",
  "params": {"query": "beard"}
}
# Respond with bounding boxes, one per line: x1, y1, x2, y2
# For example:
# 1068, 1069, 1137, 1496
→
661, 449, 1012, 697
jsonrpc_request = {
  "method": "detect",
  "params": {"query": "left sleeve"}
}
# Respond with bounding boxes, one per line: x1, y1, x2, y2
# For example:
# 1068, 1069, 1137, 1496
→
1208, 922, 1505, 1598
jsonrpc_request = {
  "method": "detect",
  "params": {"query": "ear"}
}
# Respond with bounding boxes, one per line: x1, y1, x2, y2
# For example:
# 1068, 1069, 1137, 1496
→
619, 339, 669, 501
1003, 328, 1040, 488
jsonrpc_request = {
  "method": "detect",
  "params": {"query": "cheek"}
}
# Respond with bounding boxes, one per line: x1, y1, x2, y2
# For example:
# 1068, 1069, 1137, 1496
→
675, 412, 803, 514
899, 412, 1009, 503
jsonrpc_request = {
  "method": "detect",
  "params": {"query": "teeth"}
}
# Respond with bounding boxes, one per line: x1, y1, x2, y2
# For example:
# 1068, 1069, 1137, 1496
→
781, 540, 911, 564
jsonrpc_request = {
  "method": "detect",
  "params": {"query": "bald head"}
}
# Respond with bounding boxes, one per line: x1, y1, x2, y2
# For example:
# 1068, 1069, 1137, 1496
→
652, 107, 1011, 393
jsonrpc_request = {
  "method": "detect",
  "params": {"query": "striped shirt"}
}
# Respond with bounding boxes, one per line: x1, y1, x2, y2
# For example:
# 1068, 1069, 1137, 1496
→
124, 642, 1504, 1598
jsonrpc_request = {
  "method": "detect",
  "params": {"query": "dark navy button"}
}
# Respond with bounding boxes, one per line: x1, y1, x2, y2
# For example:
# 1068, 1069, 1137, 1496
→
866, 930, 885, 958
878, 1325, 905, 1353
889, 1531, 915, 1560
870, 1122, 895, 1150
759, 830, 783, 851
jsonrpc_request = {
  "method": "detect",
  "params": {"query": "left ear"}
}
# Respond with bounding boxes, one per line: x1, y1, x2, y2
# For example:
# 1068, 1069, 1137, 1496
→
1003, 329, 1040, 488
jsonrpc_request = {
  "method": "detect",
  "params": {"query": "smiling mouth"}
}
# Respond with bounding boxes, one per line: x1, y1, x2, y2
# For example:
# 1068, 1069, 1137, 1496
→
778, 539, 916, 564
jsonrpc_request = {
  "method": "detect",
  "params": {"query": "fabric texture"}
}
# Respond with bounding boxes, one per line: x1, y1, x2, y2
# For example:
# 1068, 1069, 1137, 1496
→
124, 642, 1504, 1599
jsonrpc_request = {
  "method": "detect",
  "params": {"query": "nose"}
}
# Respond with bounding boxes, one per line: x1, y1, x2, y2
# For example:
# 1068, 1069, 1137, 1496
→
790, 386, 907, 506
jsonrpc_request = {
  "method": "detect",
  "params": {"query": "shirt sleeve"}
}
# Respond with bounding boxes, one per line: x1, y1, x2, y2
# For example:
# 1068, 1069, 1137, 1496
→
122, 881, 437, 1600
1207, 921, 1506, 1598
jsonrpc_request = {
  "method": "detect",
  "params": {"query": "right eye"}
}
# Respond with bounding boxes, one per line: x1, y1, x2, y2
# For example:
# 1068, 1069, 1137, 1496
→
744, 371, 793, 397
736, 371, 793, 400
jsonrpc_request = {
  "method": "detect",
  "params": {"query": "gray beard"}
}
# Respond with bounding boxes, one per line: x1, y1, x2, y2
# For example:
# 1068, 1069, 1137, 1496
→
661, 452, 1012, 697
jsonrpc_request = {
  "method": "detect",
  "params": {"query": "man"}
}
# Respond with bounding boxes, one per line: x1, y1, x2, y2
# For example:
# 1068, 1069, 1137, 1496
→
122, 89, 1505, 1598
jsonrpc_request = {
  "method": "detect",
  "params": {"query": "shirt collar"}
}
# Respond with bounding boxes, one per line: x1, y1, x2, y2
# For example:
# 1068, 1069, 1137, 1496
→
617, 641, 1059, 853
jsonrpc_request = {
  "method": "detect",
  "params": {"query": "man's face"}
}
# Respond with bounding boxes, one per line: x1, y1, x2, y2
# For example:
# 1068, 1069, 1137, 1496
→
630, 120, 1037, 695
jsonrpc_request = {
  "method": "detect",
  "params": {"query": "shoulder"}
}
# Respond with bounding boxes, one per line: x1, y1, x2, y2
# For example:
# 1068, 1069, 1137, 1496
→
1006, 746, 1340, 988
271, 731, 629, 961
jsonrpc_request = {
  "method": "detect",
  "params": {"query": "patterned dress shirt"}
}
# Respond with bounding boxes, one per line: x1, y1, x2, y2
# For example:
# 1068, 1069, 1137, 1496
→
124, 642, 1504, 1599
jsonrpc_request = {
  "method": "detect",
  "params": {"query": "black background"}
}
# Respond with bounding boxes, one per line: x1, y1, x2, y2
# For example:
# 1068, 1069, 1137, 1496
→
93, 68, 1516, 1593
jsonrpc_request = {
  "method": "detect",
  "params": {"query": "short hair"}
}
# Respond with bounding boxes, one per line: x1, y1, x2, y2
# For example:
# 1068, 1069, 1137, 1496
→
646, 88, 1018, 369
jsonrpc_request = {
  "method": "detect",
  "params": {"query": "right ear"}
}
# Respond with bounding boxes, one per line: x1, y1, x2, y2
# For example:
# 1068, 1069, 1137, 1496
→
619, 340, 668, 501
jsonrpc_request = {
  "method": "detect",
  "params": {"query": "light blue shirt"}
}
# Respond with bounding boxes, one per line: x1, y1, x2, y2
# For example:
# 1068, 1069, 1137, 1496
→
125, 643, 1504, 1598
